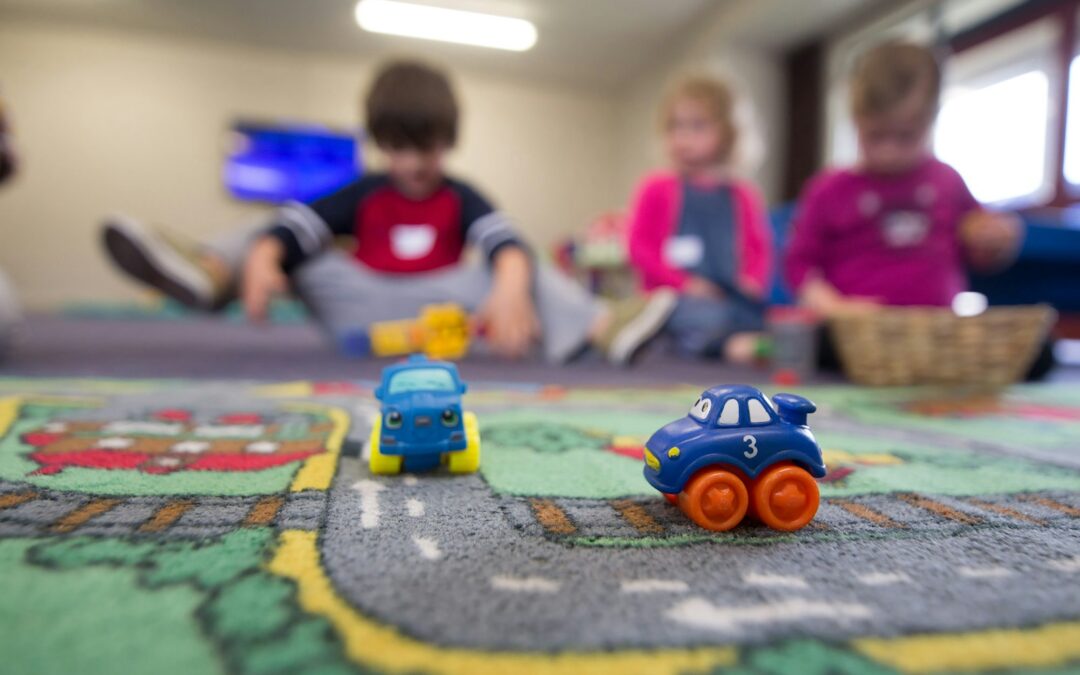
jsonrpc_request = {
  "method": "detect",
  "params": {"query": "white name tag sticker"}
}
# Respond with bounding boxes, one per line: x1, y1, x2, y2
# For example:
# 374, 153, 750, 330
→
390, 224, 437, 260
663, 235, 705, 268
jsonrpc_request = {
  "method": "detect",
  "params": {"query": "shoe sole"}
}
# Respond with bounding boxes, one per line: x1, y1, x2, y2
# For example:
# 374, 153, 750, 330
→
102, 216, 214, 309
609, 289, 679, 366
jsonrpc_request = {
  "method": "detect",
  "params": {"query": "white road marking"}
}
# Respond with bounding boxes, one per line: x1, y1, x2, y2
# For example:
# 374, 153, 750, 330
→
193, 424, 265, 438
1046, 555, 1080, 572
351, 479, 386, 529
403, 475, 419, 486
95, 436, 134, 449
171, 440, 211, 454
105, 421, 182, 436
958, 566, 1013, 579
743, 572, 808, 589
245, 441, 280, 454
491, 576, 561, 593
621, 579, 689, 594
406, 498, 425, 518
857, 572, 911, 586
666, 597, 872, 633
412, 536, 442, 560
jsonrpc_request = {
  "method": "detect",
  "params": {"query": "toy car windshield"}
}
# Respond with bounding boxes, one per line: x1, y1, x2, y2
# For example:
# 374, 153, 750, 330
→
387, 368, 457, 395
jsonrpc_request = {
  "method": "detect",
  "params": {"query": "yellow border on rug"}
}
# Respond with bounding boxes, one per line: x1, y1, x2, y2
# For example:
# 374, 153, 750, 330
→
854, 622, 1080, 672
268, 529, 737, 675
286, 404, 350, 492
0, 397, 19, 438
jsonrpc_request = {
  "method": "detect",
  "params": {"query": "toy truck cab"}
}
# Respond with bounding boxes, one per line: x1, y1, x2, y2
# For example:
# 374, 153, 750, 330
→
368, 355, 480, 475
643, 384, 826, 532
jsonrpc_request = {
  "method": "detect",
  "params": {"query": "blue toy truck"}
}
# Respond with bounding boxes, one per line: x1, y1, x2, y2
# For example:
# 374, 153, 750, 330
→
643, 384, 826, 531
368, 355, 480, 474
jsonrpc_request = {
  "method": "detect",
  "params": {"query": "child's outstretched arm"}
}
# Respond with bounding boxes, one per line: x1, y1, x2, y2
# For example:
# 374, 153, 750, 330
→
455, 181, 540, 359
475, 246, 540, 359
785, 178, 879, 317
244, 178, 375, 321
242, 237, 289, 322
959, 210, 1023, 273
733, 181, 773, 300
627, 174, 689, 291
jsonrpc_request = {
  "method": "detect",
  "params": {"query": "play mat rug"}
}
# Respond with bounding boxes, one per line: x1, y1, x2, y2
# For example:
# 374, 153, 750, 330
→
1, 376, 1079, 675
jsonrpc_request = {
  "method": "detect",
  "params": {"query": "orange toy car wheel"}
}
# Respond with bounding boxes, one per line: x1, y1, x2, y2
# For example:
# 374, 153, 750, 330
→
751, 462, 819, 531
678, 468, 749, 531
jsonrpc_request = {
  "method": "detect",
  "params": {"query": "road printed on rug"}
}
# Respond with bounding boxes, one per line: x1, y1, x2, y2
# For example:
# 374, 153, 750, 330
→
1, 379, 1080, 674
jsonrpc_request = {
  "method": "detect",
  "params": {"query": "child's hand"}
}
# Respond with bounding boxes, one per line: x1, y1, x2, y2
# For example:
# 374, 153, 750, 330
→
800, 277, 881, 318
475, 287, 540, 359
475, 247, 540, 359
831, 297, 883, 317
960, 210, 1022, 271
241, 237, 288, 322
684, 276, 725, 300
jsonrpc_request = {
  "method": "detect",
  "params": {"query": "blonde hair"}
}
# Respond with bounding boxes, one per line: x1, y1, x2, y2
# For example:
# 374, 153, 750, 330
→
850, 41, 941, 120
660, 75, 738, 162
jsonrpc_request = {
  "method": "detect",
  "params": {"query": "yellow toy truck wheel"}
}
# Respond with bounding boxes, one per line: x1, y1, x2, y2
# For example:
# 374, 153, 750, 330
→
368, 416, 404, 475
446, 411, 481, 473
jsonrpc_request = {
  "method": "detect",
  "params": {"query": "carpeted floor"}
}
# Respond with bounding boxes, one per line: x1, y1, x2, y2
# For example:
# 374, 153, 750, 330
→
1, 372, 1079, 675
5, 313, 822, 384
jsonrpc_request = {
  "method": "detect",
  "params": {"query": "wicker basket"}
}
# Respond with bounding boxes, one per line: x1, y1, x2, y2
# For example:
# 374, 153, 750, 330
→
829, 305, 1056, 386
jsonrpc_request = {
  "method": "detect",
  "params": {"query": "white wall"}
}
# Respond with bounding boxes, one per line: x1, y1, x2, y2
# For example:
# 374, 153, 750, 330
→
0, 19, 619, 307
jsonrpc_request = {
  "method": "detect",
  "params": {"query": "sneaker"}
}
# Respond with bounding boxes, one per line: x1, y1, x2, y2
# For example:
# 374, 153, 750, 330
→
601, 289, 679, 366
101, 215, 220, 309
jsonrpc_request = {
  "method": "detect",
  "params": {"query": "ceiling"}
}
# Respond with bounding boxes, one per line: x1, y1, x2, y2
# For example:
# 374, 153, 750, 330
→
0, 0, 883, 90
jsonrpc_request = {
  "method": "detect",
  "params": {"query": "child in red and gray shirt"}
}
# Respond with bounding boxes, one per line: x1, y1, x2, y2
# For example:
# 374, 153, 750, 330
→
102, 61, 674, 364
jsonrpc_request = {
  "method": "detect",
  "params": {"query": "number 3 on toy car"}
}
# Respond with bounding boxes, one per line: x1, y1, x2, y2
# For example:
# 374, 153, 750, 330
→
743, 434, 758, 459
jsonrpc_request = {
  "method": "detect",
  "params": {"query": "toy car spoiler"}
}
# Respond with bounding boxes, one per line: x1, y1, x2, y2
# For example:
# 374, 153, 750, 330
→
772, 393, 816, 426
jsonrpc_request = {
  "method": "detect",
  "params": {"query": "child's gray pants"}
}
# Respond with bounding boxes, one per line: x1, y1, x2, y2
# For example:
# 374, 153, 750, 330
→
207, 226, 602, 363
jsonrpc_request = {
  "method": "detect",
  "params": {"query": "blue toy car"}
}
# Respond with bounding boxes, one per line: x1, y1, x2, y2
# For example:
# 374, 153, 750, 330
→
368, 355, 480, 475
643, 384, 826, 532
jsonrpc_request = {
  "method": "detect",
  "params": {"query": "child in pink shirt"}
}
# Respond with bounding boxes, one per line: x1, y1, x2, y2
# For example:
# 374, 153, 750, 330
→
626, 76, 773, 362
785, 42, 1021, 316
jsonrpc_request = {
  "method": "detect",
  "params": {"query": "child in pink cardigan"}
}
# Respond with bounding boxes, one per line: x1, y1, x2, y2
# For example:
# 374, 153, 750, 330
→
626, 76, 772, 362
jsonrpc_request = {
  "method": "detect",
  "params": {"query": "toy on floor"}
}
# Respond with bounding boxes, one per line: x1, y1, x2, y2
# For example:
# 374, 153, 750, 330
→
341, 303, 470, 360
642, 385, 825, 532
368, 354, 481, 475
767, 306, 820, 386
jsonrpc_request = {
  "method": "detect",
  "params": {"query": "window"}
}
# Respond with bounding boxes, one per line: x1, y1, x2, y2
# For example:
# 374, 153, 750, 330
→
1064, 54, 1080, 186
716, 399, 740, 426
387, 368, 457, 394
747, 399, 772, 424
936, 71, 1051, 204
824, 3, 1080, 207
934, 19, 1059, 206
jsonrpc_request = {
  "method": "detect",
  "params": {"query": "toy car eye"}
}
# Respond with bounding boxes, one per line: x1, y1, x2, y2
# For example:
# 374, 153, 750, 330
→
385, 411, 403, 429
441, 409, 459, 426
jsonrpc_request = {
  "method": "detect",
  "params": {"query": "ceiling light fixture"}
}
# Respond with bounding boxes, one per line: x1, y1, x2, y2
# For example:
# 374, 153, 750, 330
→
355, 0, 537, 52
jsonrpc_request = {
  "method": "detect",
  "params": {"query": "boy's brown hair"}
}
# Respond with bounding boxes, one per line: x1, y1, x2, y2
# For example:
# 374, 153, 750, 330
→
850, 41, 941, 120
660, 75, 738, 161
365, 60, 458, 150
